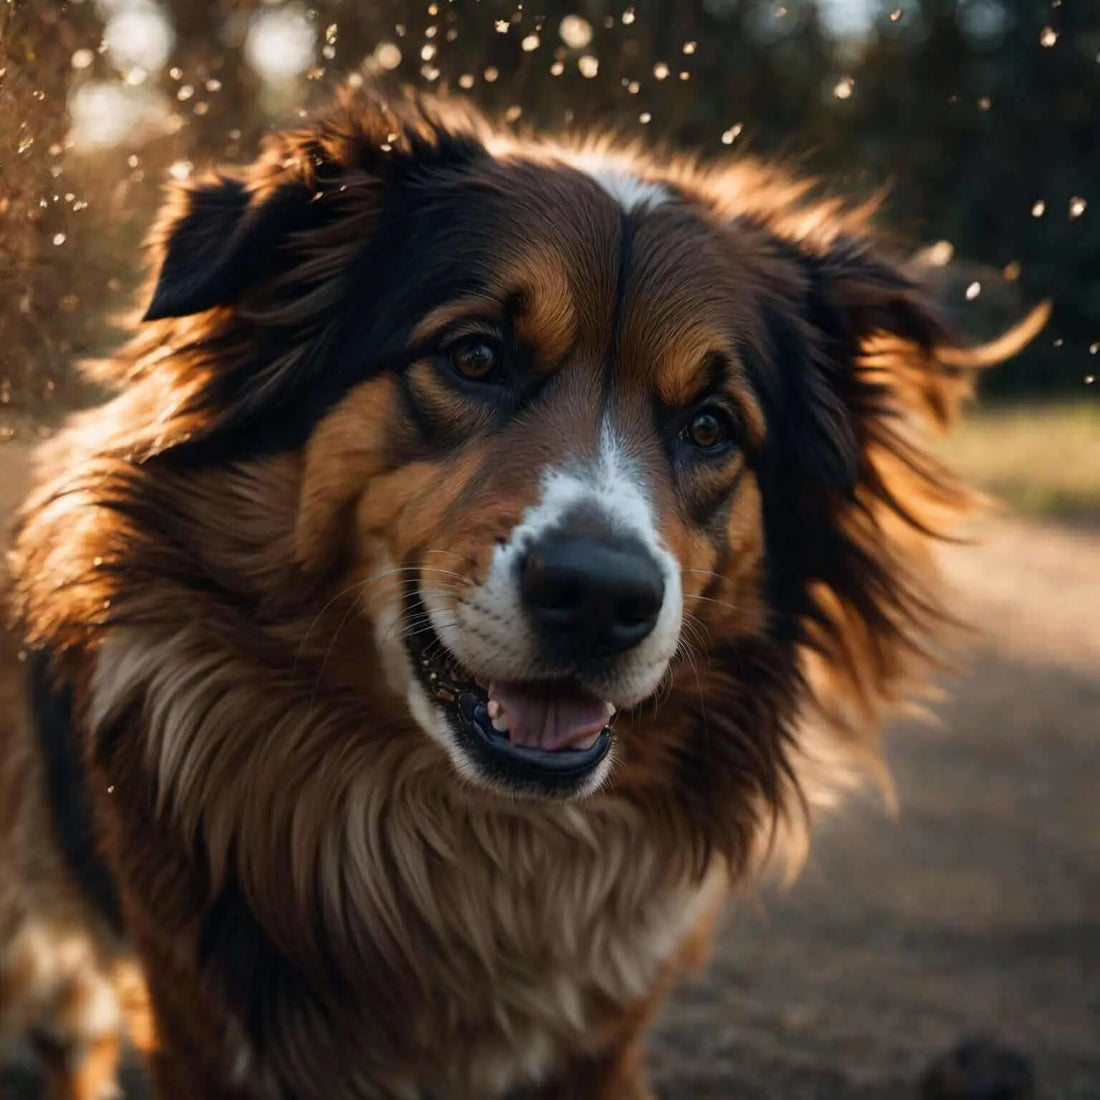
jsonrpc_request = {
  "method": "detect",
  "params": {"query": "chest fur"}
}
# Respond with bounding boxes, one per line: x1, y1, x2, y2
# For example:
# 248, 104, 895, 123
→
379, 814, 721, 1097
88, 631, 722, 1096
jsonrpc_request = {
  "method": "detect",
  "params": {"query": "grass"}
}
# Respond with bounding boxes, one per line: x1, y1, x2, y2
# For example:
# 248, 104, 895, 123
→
936, 401, 1100, 522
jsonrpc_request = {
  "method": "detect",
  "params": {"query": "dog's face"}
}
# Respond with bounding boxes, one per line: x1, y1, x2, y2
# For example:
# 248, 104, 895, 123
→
105, 86, 999, 806
293, 165, 779, 798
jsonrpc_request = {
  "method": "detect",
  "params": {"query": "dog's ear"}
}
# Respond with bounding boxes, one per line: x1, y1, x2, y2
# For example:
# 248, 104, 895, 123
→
778, 235, 961, 501
143, 173, 315, 321
142, 82, 490, 323
774, 232, 1047, 500
757, 226, 1047, 715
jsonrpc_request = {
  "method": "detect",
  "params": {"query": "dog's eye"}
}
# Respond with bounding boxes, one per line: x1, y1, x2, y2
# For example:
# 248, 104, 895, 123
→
449, 338, 501, 382
682, 408, 735, 454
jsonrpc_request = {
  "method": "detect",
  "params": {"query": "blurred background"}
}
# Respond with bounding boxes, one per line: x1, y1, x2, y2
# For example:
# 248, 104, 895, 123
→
1, 1, 1098, 1096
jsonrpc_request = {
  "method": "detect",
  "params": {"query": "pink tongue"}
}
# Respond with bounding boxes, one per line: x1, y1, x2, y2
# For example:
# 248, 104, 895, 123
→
487, 681, 614, 752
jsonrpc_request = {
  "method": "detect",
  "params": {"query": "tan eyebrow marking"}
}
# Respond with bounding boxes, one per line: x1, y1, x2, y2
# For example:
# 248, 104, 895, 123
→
656, 334, 765, 449
410, 297, 505, 346
510, 249, 576, 365
407, 250, 576, 368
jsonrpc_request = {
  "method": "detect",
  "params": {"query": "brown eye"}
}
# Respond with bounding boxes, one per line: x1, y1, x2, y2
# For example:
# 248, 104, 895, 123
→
684, 409, 733, 453
450, 339, 500, 381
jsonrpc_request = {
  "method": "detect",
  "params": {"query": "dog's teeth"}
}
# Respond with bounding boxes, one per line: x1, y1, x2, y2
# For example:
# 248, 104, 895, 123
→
487, 698, 510, 732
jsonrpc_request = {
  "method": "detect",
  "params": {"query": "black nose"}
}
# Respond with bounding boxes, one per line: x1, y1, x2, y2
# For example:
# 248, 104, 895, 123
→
520, 534, 665, 656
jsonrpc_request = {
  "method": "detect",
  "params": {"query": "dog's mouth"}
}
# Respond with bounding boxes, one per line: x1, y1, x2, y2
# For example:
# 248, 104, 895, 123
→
405, 597, 615, 793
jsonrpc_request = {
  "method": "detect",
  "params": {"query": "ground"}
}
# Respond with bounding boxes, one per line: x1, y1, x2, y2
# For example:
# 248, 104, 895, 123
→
650, 515, 1100, 1098
1, 413, 1097, 1098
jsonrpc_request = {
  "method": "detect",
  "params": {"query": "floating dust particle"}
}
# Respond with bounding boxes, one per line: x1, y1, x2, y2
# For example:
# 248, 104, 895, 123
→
833, 76, 854, 99
375, 43, 401, 69
928, 240, 954, 265
1069, 196, 1087, 219
1039, 26, 1057, 47
1031, 199, 1046, 217
965, 282, 981, 300
559, 15, 592, 49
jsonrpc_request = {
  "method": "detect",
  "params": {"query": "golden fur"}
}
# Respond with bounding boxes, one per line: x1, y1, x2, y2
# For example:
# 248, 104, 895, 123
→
1, 84, 1045, 1098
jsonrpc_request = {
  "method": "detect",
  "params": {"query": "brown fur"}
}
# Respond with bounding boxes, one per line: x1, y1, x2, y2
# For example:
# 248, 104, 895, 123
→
1, 84, 1046, 1098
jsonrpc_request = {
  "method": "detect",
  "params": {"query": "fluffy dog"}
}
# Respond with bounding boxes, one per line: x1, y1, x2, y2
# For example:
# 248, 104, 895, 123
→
0, 84, 1044, 1098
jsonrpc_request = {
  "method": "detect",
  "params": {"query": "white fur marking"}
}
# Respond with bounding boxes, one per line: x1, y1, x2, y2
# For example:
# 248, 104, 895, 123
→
578, 163, 670, 212
424, 418, 682, 710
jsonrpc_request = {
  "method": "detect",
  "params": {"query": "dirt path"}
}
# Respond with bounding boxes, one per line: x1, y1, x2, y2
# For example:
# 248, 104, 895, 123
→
2, 433, 1097, 1096
650, 517, 1100, 1098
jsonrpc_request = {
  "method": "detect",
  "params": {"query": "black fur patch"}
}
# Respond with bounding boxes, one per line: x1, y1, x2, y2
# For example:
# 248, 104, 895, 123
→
27, 651, 124, 931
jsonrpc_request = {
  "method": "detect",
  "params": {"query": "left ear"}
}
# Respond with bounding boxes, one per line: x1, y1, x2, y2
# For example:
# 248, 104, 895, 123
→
759, 226, 1046, 704
809, 235, 953, 352
772, 230, 1043, 503
803, 236, 963, 487
800, 233, 1048, 492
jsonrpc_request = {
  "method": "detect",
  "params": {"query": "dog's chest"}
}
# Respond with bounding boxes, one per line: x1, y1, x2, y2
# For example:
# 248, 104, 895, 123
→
381, 805, 719, 1097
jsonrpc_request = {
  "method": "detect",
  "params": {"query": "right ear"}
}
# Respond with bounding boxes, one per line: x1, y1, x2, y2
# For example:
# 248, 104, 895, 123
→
142, 172, 316, 322
142, 81, 491, 325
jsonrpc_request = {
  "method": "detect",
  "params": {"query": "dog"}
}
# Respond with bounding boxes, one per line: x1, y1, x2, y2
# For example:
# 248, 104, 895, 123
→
0, 83, 1046, 1099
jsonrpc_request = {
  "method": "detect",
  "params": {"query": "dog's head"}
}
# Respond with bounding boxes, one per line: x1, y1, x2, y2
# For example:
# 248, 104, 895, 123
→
19, 86, 1044, 818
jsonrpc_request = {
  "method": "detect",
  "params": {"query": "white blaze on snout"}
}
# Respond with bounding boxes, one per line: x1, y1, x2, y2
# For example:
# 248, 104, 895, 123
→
422, 419, 684, 707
